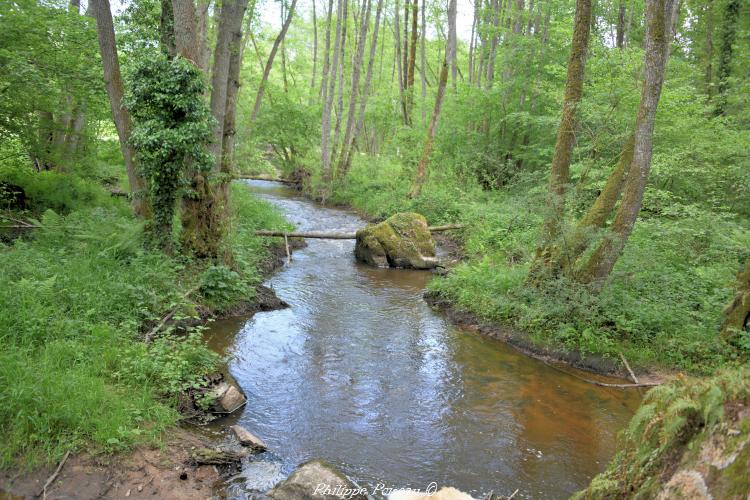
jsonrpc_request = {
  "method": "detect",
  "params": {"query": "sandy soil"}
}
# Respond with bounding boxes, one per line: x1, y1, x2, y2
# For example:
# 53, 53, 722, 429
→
0, 428, 224, 500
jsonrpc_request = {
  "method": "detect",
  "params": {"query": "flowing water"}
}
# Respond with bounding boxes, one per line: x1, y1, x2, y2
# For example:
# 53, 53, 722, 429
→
205, 180, 641, 499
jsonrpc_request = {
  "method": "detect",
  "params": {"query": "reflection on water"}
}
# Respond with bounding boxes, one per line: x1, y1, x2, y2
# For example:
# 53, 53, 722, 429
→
205, 180, 640, 499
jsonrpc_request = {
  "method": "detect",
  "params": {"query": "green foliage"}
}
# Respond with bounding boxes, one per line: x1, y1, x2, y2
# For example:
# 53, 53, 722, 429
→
199, 265, 251, 311
125, 50, 213, 248
574, 368, 750, 499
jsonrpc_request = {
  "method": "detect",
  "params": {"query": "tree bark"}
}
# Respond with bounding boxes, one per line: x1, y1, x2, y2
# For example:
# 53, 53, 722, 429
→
616, 0, 625, 49
321, 0, 344, 189
405, 0, 418, 118
250, 0, 298, 122
704, 0, 714, 100
172, 0, 201, 62
330, 0, 349, 167
310, 0, 319, 103
713, 0, 739, 116
420, 0, 427, 120
578, 0, 677, 287
91, 0, 148, 217
393, 0, 409, 124
339, 0, 383, 178
721, 258, 750, 340
538, 0, 592, 246
210, 0, 249, 172
320, 0, 335, 100
408, 0, 456, 198
336, 0, 372, 177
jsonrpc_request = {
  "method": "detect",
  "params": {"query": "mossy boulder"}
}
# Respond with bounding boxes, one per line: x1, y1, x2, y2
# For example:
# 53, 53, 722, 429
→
575, 368, 750, 499
267, 459, 367, 500
354, 212, 437, 269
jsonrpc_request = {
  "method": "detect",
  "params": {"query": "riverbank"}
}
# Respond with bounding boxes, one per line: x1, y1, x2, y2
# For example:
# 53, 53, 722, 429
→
279, 155, 748, 377
0, 179, 293, 494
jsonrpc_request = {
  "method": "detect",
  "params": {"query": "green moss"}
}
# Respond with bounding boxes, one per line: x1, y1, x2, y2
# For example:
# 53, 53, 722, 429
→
355, 212, 436, 269
576, 368, 750, 499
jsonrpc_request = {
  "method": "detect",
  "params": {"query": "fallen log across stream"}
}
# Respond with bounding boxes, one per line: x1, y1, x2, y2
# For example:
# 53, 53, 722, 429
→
254, 224, 464, 239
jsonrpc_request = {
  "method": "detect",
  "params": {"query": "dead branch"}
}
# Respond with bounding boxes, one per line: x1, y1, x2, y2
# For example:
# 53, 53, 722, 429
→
42, 450, 70, 499
255, 224, 464, 239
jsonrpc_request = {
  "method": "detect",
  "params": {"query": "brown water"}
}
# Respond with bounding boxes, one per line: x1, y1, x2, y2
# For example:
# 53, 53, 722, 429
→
205, 180, 641, 499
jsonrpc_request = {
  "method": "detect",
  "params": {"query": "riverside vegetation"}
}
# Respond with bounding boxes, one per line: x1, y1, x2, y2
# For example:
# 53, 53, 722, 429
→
1, 0, 748, 495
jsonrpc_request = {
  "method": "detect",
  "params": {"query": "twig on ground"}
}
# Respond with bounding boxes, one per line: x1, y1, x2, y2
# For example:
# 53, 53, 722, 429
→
42, 450, 70, 499
619, 352, 639, 384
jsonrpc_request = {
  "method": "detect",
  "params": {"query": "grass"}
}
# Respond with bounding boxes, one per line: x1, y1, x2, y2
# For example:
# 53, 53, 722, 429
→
319, 154, 749, 374
0, 177, 289, 468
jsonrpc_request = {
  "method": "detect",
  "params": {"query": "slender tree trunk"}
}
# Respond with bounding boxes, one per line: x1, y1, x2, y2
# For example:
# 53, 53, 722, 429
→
578, 0, 676, 287
713, 0, 738, 116
250, 0, 298, 122
196, 0, 211, 71
336, 0, 372, 177
330, 0, 349, 165
320, 0, 335, 99
485, 0, 501, 89
91, 0, 147, 217
449, 0, 458, 90
721, 258, 750, 339
409, 0, 456, 198
469, 0, 478, 85
310, 0, 319, 103
393, 0, 409, 124
616, 0, 625, 48
538, 0, 592, 247
321, 0, 344, 189
281, 2, 289, 93
420, 0, 427, 122
340, 0, 383, 178
704, 0, 714, 100
160, 0, 177, 55
405, 0, 419, 117
403, 0, 410, 91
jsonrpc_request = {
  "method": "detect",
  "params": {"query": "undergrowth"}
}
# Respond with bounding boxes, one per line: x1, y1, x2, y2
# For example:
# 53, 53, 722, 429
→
0, 179, 288, 467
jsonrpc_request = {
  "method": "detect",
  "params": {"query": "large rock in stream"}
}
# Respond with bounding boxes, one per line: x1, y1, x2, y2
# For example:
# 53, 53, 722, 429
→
267, 460, 367, 500
354, 212, 437, 269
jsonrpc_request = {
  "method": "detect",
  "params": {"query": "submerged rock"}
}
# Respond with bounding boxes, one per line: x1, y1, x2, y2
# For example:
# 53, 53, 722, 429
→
355, 212, 437, 269
267, 459, 367, 500
230, 425, 267, 451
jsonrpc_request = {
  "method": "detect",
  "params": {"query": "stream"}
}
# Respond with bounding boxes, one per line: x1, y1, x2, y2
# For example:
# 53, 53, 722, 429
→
204, 180, 641, 499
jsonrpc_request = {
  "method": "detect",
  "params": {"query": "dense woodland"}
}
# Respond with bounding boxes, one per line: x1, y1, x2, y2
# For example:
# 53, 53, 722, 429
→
1, 0, 749, 493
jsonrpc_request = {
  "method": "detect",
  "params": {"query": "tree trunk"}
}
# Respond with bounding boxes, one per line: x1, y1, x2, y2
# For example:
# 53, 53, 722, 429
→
616, 0, 625, 49
160, 0, 177, 55
704, 0, 714, 100
250, 0, 298, 122
172, 0, 201, 62
408, 0, 456, 198
321, 0, 344, 189
393, 0, 409, 124
420, 0, 426, 121
713, 0, 739, 116
721, 258, 750, 340
330, 0, 349, 166
538, 0, 592, 246
310, 0, 319, 103
339, 0, 383, 178
336, 0, 373, 178
91, 0, 148, 217
485, 0, 501, 89
209, 0, 249, 172
578, 0, 677, 287
320, 0, 335, 100
405, 0, 418, 118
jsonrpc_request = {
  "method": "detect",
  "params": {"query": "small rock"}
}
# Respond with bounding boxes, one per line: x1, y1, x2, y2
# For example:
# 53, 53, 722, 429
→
230, 425, 267, 451
210, 382, 247, 413
267, 459, 367, 500
389, 487, 475, 500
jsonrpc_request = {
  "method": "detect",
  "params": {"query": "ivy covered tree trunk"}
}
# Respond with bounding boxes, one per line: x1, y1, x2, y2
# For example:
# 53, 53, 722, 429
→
721, 258, 750, 340
172, 0, 224, 258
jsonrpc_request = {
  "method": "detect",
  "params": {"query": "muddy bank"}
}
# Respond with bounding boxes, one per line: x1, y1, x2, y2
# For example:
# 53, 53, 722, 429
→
423, 289, 664, 383
0, 429, 224, 499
